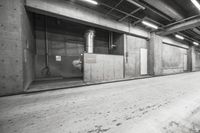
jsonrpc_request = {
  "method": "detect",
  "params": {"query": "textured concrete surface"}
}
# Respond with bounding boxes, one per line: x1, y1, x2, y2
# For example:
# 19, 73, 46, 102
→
0, 0, 24, 95
25, 0, 150, 38
1, 72, 200, 133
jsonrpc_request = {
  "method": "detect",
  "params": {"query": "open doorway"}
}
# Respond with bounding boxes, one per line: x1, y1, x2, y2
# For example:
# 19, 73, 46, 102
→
27, 12, 123, 91
29, 13, 88, 91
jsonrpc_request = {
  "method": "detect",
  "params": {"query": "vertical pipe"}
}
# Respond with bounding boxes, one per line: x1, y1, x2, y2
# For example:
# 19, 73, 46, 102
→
44, 15, 49, 68
85, 29, 95, 53
109, 31, 113, 54
41, 15, 50, 76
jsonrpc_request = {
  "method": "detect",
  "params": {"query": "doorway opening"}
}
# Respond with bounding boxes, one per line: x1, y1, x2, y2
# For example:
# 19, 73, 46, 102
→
27, 12, 123, 91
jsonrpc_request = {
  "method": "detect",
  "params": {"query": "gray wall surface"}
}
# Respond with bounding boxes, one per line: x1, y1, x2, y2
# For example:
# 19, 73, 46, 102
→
22, 12, 35, 91
125, 35, 148, 78
162, 43, 188, 74
25, 0, 150, 39
194, 50, 200, 71
0, 0, 31, 95
84, 53, 124, 82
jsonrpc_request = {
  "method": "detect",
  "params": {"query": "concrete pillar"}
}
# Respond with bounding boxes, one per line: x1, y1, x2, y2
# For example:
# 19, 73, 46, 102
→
148, 33, 163, 75
188, 46, 196, 72
0, 0, 34, 96
0, 0, 23, 96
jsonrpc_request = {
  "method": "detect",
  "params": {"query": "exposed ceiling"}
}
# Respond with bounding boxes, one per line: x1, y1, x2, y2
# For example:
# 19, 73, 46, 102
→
68, 0, 200, 45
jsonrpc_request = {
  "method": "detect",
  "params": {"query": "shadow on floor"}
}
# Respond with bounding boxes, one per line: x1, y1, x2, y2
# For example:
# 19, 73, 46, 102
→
27, 77, 84, 92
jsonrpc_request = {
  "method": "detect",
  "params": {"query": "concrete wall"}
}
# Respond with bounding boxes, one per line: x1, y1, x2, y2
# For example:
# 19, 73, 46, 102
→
125, 35, 148, 78
162, 38, 189, 74
194, 49, 200, 71
149, 34, 163, 75
0, 0, 26, 95
84, 53, 124, 82
149, 34, 190, 75
162, 43, 188, 74
22, 11, 35, 90
25, 0, 150, 39
0, 0, 36, 96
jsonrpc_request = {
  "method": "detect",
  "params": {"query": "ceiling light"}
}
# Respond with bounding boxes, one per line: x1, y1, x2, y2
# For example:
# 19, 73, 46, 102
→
175, 34, 184, 40
126, 0, 145, 10
81, 0, 98, 5
193, 42, 199, 45
142, 20, 158, 29
191, 0, 200, 10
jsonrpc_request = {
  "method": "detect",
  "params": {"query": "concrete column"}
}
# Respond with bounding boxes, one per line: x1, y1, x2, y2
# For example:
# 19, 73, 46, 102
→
148, 33, 163, 76
0, 0, 24, 96
188, 46, 196, 72
0, 0, 34, 96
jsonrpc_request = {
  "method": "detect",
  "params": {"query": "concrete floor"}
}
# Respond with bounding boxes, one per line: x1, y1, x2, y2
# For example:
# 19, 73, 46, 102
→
28, 78, 84, 92
1, 72, 200, 133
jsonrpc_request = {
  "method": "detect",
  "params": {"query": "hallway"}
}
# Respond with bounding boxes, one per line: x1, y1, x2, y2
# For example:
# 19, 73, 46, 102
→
1, 72, 200, 133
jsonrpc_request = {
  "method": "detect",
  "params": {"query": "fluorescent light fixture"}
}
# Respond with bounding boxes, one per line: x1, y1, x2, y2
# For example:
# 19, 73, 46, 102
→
142, 20, 158, 29
175, 34, 184, 40
193, 41, 199, 45
81, 0, 98, 5
191, 0, 200, 10
126, 0, 145, 10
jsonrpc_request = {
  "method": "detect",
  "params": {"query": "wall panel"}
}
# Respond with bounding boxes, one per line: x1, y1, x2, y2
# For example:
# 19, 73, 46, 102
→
125, 35, 148, 78
84, 53, 124, 82
162, 43, 188, 74
0, 0, 24, 95
194, 50, 200, 71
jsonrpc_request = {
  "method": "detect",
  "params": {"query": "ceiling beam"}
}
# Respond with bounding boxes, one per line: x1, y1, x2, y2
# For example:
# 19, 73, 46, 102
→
157, 17, 200, 36
118, 8, 141, 22
105, 0, 124, 15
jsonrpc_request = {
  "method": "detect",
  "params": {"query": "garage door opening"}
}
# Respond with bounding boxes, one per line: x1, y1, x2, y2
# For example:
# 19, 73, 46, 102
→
27, 12, 124, 91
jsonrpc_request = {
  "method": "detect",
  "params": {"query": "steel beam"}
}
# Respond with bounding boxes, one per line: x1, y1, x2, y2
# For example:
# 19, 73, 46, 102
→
105, 0, 124, 15
101, 2, 140, 20
157, 17, 200, 36
118, 8, 141, 22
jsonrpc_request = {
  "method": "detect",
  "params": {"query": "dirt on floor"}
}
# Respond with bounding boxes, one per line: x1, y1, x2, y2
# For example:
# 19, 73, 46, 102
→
1, 72, 200, 133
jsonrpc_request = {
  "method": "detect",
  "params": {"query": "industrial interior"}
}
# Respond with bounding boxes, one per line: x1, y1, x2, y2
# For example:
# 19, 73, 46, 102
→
1, 0, 200, 94
1, 0, 200, 132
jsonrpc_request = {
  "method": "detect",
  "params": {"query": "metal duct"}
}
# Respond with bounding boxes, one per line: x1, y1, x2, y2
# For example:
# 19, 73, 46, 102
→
140, 0, 184, 21
85, 29, 95, 53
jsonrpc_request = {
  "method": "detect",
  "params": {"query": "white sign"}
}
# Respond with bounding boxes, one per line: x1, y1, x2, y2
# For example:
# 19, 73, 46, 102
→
56, 56, 61, 61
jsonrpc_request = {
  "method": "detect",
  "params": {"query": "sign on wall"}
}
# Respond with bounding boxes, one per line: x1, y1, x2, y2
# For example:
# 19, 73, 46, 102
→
56, 56, 62, 61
